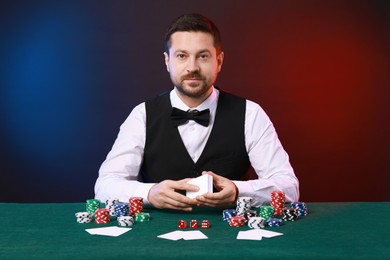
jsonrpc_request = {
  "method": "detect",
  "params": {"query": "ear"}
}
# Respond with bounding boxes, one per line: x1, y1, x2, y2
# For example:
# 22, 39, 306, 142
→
217, 51, 224, 72
164, 52, 170, 72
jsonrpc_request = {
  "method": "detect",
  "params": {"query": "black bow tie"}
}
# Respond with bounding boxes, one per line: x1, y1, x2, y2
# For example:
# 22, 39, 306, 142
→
171, 107, 210, 127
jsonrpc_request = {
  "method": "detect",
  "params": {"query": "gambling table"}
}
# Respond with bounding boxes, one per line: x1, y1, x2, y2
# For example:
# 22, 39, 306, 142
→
1, 202, 389, 259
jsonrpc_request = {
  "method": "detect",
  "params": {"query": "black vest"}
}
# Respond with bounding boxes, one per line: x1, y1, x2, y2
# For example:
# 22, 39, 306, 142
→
139, 90, 250, 183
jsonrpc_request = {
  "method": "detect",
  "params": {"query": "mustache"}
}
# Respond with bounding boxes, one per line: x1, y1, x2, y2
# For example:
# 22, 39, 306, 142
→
181, 72, 204, 80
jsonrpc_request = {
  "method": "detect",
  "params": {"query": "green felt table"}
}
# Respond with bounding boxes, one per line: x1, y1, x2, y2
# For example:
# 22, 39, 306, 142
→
0, 202, 389, 259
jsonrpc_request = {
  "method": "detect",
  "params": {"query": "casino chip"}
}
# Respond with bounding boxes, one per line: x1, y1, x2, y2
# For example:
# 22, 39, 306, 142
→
236, 197, 253, 216
105, 198, 119, 217
247, 217, 265, 229
243, 209, 258, 222
135, 212, 150, 222
291, 202, 308, 217
117, 216, 135, 226
129, 197, 144, 216
229, 216, 246, 227
266, 218, 283, 227
86, 199, 100, 216
270, 191, 285, 215
222, 209, 237, 222
75, 212, 92, 223
114, 202, 130, 217
95, 208, 110, 224
282, 207, 298, 221
259, 205, 275, 221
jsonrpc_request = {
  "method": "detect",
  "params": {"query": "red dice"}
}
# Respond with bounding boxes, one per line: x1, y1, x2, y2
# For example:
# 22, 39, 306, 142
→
178, 220, 187, 229
190, 220, 198, 228
201, 220, 210, 229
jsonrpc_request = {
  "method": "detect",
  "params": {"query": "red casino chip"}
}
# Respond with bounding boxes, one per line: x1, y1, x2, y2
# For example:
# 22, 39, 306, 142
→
270, 191, 285, 215
129, 197, 144, 216
229, 216, 246, 227
95, 208, 110, 224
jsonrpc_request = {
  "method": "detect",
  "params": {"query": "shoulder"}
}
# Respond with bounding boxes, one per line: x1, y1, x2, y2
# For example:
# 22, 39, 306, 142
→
217, 88, 267, 116
218, 88, 246, 102
145, 91, 171, 105
244, 99, 272, 130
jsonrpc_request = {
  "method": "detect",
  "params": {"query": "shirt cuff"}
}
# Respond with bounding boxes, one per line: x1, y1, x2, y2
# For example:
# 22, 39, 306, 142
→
135, 183, 155, 207
232, 180, 262, 208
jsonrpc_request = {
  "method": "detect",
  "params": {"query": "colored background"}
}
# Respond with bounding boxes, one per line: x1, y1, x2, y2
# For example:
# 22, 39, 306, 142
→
1, 0, 389, 202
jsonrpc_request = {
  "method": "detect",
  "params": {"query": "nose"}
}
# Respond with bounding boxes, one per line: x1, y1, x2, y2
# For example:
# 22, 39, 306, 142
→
186, 57, 199, 73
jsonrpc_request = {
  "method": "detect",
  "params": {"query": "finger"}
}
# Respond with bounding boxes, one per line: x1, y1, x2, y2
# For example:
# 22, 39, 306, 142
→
201, 191, 225, 200
196, 195, 217, 206
201, 171, 225, 190
162, 197, 195, 211
153, 190, 197, 210
195, 196, 223, 207
168, 191, 198, 206
168, 194, 200, 210
197, 189, 235, 207
179, 178, 194, 183
171, 180, 200, 192
196, 193, 222, 206
202, 171, 217, 178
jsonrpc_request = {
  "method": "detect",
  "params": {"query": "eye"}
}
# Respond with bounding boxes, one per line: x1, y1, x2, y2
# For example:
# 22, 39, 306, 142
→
199, 53, 210, 60
176, 53, 187, 60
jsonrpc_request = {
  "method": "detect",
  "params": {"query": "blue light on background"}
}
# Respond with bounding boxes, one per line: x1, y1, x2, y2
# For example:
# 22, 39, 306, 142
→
4, 8, 86, 161
1, 2, 118, 202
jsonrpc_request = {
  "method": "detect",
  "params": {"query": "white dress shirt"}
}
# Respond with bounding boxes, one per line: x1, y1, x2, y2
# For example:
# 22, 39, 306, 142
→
95, 87, 299, 207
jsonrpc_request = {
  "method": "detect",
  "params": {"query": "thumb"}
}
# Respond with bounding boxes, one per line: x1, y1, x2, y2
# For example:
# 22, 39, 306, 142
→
202, 171, 221, 182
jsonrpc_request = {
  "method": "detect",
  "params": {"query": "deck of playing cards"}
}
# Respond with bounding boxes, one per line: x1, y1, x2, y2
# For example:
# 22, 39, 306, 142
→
186, 174, 213, 199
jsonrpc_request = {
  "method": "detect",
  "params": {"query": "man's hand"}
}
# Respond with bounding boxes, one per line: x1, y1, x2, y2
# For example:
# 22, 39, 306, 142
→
148, 179, 199, 211
195, 171, 238, 207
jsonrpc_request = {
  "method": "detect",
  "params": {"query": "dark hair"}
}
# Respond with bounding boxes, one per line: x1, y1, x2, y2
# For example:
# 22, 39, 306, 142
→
164, 13, 222, 55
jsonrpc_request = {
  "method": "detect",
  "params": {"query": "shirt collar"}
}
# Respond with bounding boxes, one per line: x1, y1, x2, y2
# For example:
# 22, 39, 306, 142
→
170, 86, 219, 112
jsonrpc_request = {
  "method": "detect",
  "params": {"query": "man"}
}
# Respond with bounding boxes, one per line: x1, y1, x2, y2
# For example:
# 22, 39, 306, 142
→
94, 13, 299, 211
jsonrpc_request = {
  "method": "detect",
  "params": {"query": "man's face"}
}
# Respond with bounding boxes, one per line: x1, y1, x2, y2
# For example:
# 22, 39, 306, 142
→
164, 31, 224, 100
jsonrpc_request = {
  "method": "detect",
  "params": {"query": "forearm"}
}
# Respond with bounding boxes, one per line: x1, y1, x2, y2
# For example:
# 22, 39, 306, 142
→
233, 174, 299, 207
94, 176, 155, 205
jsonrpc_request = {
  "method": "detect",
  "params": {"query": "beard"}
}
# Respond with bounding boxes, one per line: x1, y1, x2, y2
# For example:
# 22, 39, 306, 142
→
172, 71, 214, 98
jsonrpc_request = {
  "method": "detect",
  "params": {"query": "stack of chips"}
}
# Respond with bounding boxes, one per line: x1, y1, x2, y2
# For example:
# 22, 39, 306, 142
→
248, 217, 265, 229
270, 191, 286, 215
291, 202, 308, 217
117, 216, 135, 226
243, 209, 258, 221
236, 197, 253, 216
282, 207, 298, 221
135, 212, 150, 222
259, 205, 275, 221
222, 209, 237, 222
114, 202, 130, 217
105, 198, 119, 217
75, 212, 92, 223
266, 218, 283, 227
86, 199, 100, 216
95, 208, 110, 224
129, 197, 144, 216
229, 216, 246, 227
